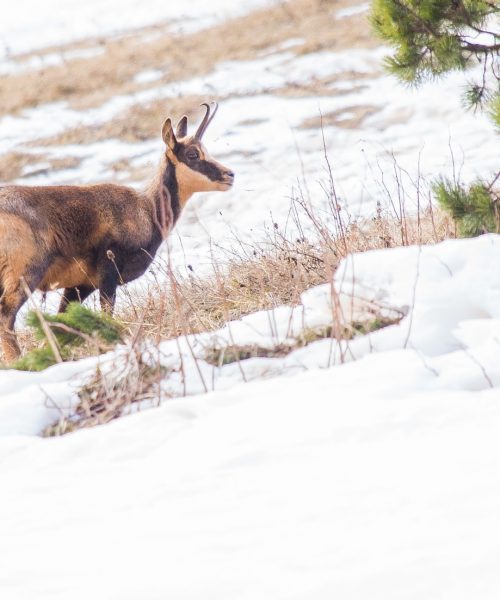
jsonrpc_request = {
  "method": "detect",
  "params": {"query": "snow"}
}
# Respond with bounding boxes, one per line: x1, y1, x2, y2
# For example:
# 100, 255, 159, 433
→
1, 2, 500, 596
133, 68, 164, 85
2, 235, 500, 597
336, 2, 370, 18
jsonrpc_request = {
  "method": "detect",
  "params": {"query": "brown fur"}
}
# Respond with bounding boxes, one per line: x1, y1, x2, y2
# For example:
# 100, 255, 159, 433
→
0, 106, 234, 362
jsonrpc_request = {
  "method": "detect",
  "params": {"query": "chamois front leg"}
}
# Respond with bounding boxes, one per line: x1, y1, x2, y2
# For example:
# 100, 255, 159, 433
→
98, 249, 121, 314
99, 286, 117, 314
58, 286, 94, 313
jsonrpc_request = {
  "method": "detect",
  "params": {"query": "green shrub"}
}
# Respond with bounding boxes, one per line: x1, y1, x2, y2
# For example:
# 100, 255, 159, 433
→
433, 178, 499, 237
13, 303, 123, 371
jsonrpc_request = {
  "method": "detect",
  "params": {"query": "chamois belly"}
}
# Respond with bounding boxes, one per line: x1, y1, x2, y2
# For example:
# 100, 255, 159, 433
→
38, 258, 98, 292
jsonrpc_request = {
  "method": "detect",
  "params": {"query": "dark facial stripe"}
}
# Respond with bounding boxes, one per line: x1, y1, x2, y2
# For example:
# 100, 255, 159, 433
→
162, 159, 180, 223
191, 159, 223, 182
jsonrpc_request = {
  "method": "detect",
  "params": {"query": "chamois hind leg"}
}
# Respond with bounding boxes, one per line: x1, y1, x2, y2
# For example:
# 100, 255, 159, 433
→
0, 216, 45, 361
0, 285, 27, 363
58, 286, 94, 313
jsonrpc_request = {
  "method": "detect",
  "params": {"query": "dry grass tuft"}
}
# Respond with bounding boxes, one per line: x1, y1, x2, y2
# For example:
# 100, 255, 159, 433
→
43, 344, 165, 436
0, 152, 44, 182
120, 238, 327, 342
203, 313, 403, 368
118, 201, 455, 343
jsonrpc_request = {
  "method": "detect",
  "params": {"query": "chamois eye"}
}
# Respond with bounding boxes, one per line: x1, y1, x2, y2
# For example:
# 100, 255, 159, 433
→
187, 150, 199, 160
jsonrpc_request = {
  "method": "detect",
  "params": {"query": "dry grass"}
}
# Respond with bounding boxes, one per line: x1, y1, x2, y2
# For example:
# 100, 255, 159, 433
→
0, 152, 44, 181
120, 240, 326, 341
118, 202, 455, 343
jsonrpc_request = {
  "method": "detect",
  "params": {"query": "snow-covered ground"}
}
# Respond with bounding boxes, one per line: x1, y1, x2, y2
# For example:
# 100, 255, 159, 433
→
1, 2, 500, 597
2, 234, 500, 598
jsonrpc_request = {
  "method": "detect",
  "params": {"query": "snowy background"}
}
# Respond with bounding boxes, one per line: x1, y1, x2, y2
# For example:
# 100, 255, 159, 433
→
1, 1, 500, 598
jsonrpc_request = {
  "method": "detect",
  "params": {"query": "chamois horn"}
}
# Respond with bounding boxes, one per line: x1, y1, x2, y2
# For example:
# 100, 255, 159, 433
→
194, 102, 218, 140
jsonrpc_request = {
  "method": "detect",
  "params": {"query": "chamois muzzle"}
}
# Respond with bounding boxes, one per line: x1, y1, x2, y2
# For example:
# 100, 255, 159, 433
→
221, 170, 235, 187
195, 102, 218, 140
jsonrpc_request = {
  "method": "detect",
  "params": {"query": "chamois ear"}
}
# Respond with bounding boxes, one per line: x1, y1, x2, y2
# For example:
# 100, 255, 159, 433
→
176, 116, 188, 139
161, 118, 177, 150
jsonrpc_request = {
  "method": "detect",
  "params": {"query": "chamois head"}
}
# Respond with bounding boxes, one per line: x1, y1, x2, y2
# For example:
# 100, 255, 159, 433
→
161, 102, 234, 203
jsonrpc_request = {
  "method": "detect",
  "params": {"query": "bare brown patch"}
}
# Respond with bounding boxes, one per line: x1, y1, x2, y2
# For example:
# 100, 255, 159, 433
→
0, 153, 46, 182
275, 70, 373, 99
0, 152, 82, 184
33, 96, 207, 147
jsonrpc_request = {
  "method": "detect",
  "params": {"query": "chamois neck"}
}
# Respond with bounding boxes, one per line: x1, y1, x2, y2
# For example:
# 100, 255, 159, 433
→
146, 155, 181, 226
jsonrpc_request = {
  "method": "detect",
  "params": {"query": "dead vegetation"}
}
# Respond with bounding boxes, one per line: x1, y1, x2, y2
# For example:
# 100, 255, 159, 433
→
0, 152, 43, 181
118, 198, 455, 343
203, 314, 401, 367
43, 345, 165, 436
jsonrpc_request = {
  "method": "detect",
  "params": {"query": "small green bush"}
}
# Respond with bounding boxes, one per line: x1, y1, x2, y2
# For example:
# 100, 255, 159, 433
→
13, 303, 124, 371
433, 178, 499, 237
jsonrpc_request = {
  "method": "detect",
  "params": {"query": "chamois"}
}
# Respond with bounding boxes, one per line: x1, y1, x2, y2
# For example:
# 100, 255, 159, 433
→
0, 102, 234, 362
